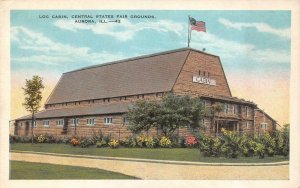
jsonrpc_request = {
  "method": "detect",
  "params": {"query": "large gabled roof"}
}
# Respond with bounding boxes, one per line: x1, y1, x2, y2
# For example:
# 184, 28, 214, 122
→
46, 48, 218, 105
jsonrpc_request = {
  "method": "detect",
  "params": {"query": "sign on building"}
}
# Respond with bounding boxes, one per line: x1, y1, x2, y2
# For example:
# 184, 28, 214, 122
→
192, 75, 216, 86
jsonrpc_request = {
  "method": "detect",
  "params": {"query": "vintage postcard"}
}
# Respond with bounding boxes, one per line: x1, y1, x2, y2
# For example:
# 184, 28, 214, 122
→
0, 0, 299, 188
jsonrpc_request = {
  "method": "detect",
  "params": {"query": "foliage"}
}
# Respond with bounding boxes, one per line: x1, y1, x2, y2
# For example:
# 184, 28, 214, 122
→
37, 135, 46, 143
198, 135, 222, 157
260, 132, 276, 157
144, 136, 156, 148
281, 124, 290, 157
135, 134, 157, 148
254, 143, 265, 159
9, 135, 17, 144
96, 139, 107, 148
56, 136, 72, 144
159, 136, 172, 148
79, 137, 95, 148
11, 143, 288, 163
239, 134, 256, 157
185, 136, 198, 148
22, 75, 45, 143
108, 139, 119, 149
14, 136, 32, 143
120, 136, 137, 148
70, 137, 79, 146
127, 93, 206, 137
220, 128, 241, 158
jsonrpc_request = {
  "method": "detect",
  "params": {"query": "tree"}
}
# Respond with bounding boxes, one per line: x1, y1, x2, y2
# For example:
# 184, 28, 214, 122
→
127, 93, 206, 137
22, 75, 44, 143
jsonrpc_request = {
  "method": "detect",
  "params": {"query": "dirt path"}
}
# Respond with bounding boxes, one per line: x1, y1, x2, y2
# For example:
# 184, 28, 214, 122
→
10, 152, 289, 180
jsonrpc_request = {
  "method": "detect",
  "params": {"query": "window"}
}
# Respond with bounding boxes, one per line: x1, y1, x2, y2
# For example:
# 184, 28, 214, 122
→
260, 123, 268, 129
87, 118, 95, 125
56, 119, 64, 127
104, 117, 113, 125
70, 118, 80, 126
123, 117, 129, 125
233, 105, 240, 114
224, 103, 228, 113
246, 121, 249, 129
238, 106, 242, 115
203, 100, 207, 107
245, 106, 249, 117
120, 96, 127, 101
43, 120, 50, 128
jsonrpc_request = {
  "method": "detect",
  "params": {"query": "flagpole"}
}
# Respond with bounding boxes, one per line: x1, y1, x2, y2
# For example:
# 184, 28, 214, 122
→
188, 16, 190, 47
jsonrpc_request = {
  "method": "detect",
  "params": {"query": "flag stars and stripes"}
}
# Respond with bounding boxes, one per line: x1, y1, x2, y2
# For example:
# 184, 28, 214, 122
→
191, 21, 206, 32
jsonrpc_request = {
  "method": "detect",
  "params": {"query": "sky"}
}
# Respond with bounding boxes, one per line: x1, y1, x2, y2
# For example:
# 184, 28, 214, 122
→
10, 10, 291, 125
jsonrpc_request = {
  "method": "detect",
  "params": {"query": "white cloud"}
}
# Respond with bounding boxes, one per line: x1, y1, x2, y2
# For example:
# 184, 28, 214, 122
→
54, 19, 184, 41
11, 26, 126, 65
190, 31, 290, 64
218, 18, 290, 39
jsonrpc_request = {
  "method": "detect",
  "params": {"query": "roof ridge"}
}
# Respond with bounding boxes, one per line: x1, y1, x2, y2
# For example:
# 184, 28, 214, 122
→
65, 47, 218, 74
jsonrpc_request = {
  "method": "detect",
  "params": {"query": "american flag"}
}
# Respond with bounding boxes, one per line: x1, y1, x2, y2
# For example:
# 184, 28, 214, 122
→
191, 21, 206, 32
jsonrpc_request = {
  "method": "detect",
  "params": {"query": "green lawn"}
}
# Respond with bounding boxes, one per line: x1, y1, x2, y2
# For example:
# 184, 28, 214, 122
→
10, 160, 138, 179
10, 143, 288, 163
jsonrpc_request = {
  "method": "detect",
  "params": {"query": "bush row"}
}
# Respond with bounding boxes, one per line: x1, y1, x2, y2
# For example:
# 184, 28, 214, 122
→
199, 128, 289, 158
70, 134, 199, 149
10, 125, 289, 159
10, 133, 198, 149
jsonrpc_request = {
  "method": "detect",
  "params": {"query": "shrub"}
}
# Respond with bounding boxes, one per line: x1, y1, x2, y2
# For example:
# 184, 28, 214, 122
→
185, 136, 198, 148
159, 136, 172, 148
120, 137, 130, 147
70, 137, 79, 146
212, 137, 223, 157
9, 135, 16, 144
199, 135, 222, 157
20, 136, 32, 143
254, 143, 265, 159
260, 133, 276, 157
37, 134, 46, 143
96, 139, 107, 148
56, 136, 71, 144
239, 134, 256, 157
79, 137, 95, 148
44, 134, 56, 143
136, 134, 147, 147
129, 137, 137, 148
281, 125, 290, 157
220, 128, 241, 158
134, 134, 157, 148
108, 139, 119, 149
144, 136, 156, 148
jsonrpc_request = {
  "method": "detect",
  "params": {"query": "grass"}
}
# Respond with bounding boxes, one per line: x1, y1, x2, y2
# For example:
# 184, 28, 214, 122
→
10, 143, 288, 163
10, 160, 138, 179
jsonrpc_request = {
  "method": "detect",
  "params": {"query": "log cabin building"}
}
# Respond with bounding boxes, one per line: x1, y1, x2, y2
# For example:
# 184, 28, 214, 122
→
14, 48, 277, 138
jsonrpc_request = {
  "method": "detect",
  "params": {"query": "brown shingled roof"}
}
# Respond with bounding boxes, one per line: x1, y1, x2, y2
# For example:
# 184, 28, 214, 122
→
201, 94, 257, 106
16, 103, 131, 120
46, 48, 192, 104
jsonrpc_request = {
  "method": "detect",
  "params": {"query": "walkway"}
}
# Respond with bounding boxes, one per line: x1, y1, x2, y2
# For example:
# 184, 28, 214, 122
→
10, 151, 289, 180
